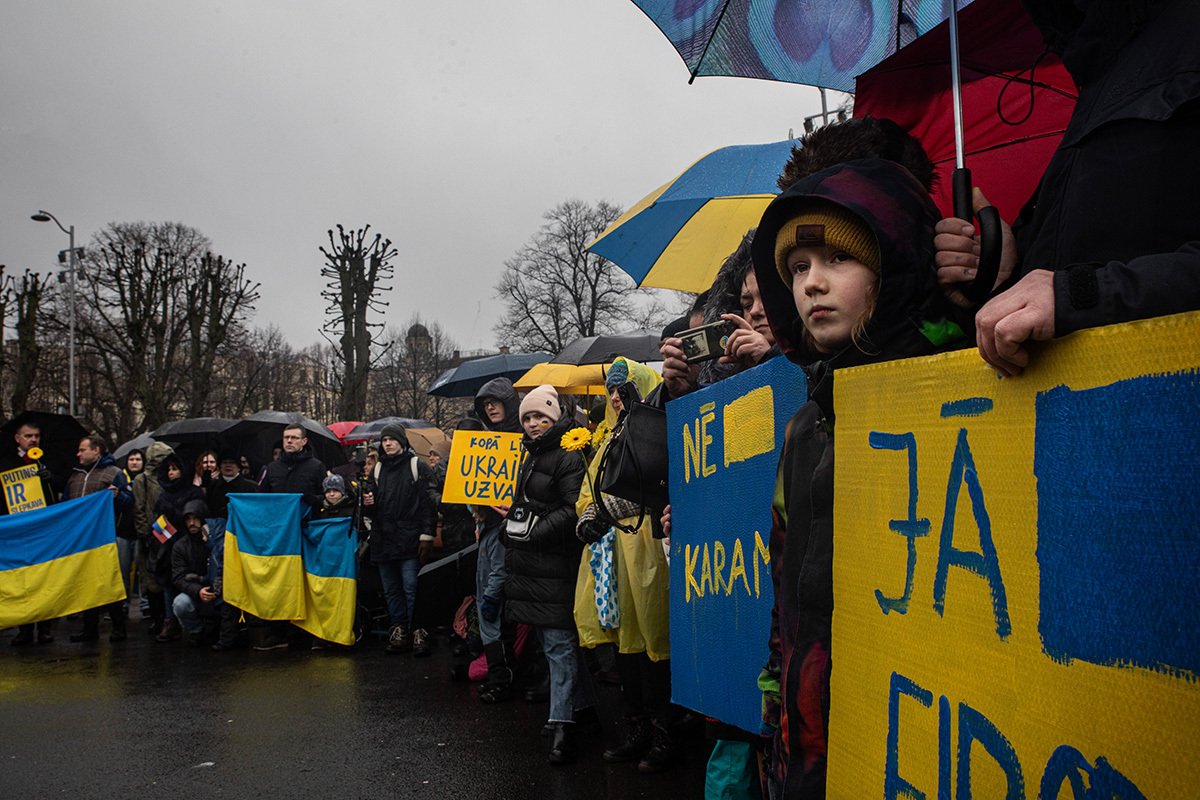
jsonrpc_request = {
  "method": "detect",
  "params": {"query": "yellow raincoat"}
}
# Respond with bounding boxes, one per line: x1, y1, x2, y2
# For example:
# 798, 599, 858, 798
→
573, 357, 670, 662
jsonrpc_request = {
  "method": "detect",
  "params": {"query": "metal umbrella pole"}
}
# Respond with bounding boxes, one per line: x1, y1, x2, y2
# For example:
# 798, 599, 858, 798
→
946, 0, 1003, 303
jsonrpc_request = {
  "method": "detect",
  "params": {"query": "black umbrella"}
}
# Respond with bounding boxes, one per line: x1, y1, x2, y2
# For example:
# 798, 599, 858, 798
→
150, 417, 236, 450
551, 332, 662, 365
413, 542, 478, 630
113, 431, 156, 460
343, 417, 435, 444
224, 410, 346, 468
0, 411, 89, 490
427, 352, 552, 398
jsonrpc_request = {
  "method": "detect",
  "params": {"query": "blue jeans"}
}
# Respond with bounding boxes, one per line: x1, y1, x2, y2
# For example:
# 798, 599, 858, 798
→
538, 626, 593, 723
377, 558, 420, 629
173, 593, 219, 635
475, 522, 507, 645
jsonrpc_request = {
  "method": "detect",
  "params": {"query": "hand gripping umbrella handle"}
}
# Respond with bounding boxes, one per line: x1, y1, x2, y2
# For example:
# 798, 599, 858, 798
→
952, 167, 1002, 305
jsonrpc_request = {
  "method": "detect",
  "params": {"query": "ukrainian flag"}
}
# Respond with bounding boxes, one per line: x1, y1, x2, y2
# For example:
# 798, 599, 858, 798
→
297, 517, 357, 645
0, 492, 125, 628
224, 493, 305, 620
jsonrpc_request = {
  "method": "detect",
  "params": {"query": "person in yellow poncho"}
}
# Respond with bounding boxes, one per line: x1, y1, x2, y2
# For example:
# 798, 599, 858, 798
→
574, 356, 679, 773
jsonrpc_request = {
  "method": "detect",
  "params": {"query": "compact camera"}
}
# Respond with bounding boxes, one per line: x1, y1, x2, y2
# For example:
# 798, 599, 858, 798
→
676, 320, 734, 364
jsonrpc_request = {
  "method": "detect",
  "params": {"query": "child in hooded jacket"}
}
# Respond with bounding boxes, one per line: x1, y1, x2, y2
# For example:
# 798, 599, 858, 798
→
750, 158, 968, 799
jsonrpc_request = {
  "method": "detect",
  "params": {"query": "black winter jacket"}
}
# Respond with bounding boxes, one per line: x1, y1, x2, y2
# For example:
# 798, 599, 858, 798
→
367, 450, 435, 562
207, 474, 261, 518
151, 455, 205, 577
503, 417, 586, 629
261, 448, 327, 509
1016, 0, 1200, 334
171, 531, 210, 601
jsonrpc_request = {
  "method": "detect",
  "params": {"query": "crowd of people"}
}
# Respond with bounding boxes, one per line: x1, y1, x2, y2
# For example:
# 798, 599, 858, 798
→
4, 2, 1197, 795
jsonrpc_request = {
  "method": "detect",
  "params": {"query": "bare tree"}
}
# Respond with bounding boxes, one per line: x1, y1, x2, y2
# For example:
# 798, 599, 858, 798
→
183, 253, 260, 416
320, 225, 394, 420
494, 200, 664, 354
7, 269, 51, 416
369, 318, 467, 427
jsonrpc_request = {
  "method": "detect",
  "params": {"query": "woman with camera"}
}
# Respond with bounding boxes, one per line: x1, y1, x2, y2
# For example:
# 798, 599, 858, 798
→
502, 384, 588, 765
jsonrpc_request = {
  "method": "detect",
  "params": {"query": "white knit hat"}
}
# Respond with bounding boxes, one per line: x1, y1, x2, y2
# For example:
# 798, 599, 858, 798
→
519, 384, 561, 423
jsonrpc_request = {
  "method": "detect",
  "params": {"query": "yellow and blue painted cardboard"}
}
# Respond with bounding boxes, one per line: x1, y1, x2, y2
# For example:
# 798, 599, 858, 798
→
667, 355, 807, 733
441, 430, 523, 506
1, 464, 48, 514
828, 311, 1200, 798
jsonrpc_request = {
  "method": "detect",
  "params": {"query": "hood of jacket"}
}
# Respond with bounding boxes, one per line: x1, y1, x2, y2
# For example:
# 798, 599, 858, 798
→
182, 498, 209, 520
156, 453, 193, 492
144, 441, 174, 472
601, 357, 663, 430
474, 377, 521, 434
751, 158, 965, 379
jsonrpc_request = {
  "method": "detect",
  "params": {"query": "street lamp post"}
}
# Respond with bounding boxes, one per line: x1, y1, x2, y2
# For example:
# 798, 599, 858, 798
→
31, 210, 78, 417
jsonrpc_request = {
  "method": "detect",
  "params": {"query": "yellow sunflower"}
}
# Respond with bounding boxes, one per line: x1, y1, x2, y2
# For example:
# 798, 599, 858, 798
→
560, 427, 591, 452
26, 447, 43, 461
591, 421, 611, 447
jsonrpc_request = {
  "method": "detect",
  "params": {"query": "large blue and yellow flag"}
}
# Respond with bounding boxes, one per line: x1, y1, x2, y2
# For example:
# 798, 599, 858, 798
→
0, 492, 125, 628
296, 517, 357, 645
224, 493, 305, 620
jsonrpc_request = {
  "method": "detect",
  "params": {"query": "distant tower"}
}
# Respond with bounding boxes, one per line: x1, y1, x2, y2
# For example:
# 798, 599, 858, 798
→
406, 322, 431, 353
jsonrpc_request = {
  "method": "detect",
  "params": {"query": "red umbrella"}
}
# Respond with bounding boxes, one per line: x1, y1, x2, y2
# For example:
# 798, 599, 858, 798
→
327, 421, 364, 444
853, 0, 1078, 227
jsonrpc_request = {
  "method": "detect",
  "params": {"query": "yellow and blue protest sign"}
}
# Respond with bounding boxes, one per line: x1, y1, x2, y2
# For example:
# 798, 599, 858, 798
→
0, 492, 125, 628
224, 493, 306, 620
667, 355, 807, 732
0, 463, 48, 514
296, 516, 358, 646
828, 311, 1200, 798
441, 430, 522, 505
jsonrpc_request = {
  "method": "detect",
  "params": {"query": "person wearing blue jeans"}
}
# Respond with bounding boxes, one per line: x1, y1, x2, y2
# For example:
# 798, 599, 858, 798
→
363, 424, 436, 655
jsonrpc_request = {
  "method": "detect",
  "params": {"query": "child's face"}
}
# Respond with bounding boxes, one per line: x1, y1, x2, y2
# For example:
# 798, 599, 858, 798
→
522, 412, 553, 440
787, 245, 877, 354
325, 489, 345, 505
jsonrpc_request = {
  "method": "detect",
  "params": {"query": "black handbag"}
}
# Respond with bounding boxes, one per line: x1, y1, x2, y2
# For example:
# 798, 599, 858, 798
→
596, 400, 669, 525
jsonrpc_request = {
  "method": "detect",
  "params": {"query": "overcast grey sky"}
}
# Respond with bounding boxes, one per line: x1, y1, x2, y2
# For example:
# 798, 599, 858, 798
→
2, 1, 838, 352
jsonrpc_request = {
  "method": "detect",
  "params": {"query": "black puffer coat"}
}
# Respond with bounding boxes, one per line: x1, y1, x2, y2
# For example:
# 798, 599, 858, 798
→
367, 449, 435, 562
503, 417, 586, 629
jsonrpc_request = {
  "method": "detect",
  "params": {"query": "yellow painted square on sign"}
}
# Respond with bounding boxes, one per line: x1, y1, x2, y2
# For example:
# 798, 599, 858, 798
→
723, 385, 775, 467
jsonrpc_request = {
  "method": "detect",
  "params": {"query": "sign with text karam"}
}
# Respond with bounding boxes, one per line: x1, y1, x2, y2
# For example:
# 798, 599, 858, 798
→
667, 355, 807, 733
441, 431, 523, 506
828, 311, 1200, 798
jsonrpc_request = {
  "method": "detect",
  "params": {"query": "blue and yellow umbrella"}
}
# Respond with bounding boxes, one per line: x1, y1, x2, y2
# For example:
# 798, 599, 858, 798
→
587, 138, 796, 293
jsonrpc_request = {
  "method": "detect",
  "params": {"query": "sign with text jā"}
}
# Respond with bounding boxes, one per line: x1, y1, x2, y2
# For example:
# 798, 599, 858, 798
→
441, 431, 523, 506
828, 311, 1200, 799
667, 355, 807, 733
1, 464, 47, 514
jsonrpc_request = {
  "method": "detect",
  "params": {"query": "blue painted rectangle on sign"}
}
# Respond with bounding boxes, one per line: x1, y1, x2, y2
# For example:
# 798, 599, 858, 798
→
667, 356, 807, 732
1035, 370, 1200, 677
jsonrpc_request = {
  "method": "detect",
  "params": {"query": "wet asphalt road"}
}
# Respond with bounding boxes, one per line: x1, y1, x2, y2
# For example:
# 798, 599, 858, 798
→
0, 619, 709, 800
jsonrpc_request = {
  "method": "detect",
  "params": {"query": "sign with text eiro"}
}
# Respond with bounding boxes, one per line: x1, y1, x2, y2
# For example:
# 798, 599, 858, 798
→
667, 355, 807, 733
1, 464, 47, 514
828, 311, 1200, 799
442, 430, 522, 506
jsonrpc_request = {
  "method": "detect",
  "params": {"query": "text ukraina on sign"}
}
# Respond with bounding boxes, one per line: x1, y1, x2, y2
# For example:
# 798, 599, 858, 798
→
667, 355, 807, 733
441, 431, 523, 506
828, 311, 1200, 798
1, 464, 47, 514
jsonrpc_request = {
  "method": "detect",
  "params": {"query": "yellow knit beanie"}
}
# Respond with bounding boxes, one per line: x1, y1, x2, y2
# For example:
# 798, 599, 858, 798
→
774, 201, 880, 286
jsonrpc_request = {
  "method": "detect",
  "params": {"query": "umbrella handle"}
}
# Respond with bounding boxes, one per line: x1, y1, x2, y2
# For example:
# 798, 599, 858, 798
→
952, 167, 1003, 305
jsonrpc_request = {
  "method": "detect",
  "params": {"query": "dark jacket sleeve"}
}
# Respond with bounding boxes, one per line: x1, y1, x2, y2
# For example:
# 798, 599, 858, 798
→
416, 461, 436, 538
1054, 242, 1200, 336
112, 470, 132, 512
524, 452, 585, 551
171, 540, 204, 600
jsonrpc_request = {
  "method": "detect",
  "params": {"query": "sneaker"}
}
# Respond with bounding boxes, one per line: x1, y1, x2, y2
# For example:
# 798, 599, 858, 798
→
412, 628, 431, 658
603, 717, 653, 763
637, 722, 682, 774
253, 634, 289, 651
385, 625, 411, 654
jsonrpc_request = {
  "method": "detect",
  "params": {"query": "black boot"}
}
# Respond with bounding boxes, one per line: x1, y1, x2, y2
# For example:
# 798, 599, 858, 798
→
524, 673, 550, 703
637, 721, 682, 774
602, 716, 653, 763
548, 722, 578, 766
478, 641, 517, 703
